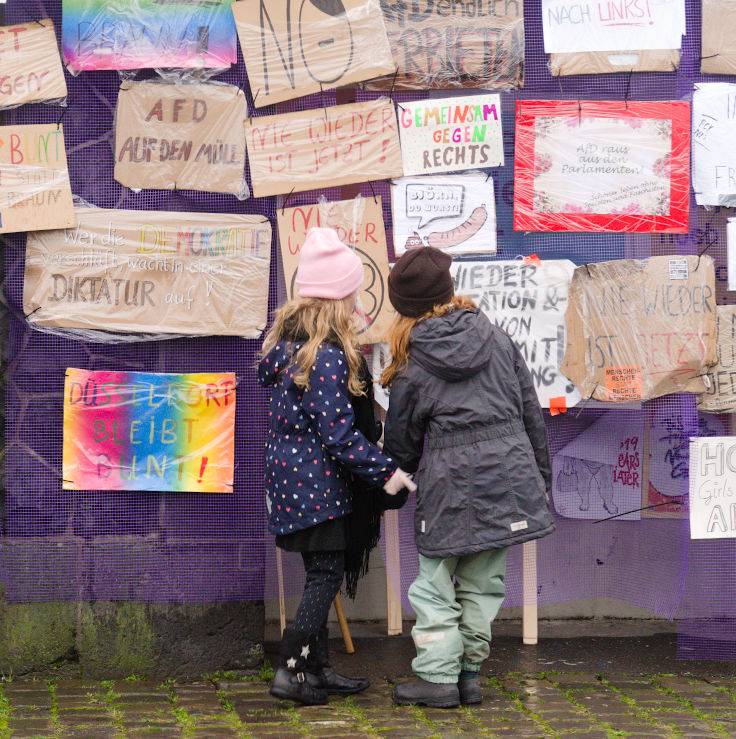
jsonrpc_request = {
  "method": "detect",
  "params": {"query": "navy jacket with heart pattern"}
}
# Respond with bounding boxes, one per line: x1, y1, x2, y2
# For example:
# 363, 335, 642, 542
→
258, 340, 398, 536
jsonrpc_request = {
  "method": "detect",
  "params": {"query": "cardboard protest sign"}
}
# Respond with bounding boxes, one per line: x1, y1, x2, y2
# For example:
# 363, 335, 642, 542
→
398, 94, 503, 176
372, 1, 524, 90
689, 437, 736, 538
24, 208, 271, 338
551, 413, 644, 520
561, 255, 718, 402
514, 101, 691, 233
701, 0, 736, 75
277, 197, 391, 343
63, 369, 235, 493
0, 124, 75, 234
549, 49, 680, 77
244, 98, 402, 198
451, 259, 581, 409
62, 0, 237, 71
232, 0, 394, 107
542, 0, 685, 54
693, 83, 736, 207
391, 174, 497, 256
699, 306, 736, 412
115, 81, 248, 197
0, 20, 67, 109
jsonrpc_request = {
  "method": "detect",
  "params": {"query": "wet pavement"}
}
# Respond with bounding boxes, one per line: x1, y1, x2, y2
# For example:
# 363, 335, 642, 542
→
2, 626, 736, 737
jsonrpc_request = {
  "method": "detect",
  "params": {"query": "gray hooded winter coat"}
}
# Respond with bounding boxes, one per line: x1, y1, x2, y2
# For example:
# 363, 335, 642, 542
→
383, 308, 555, 558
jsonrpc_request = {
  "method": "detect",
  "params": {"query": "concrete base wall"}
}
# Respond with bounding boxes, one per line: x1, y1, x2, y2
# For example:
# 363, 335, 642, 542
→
0, 591, 264, 679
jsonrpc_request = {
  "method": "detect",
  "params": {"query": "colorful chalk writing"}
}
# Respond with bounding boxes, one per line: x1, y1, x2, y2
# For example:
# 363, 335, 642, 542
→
62, 0, 237, 71
63, 369, 235, 492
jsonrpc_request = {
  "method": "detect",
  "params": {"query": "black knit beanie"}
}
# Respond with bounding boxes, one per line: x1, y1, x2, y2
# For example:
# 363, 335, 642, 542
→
388, 246, 454, 317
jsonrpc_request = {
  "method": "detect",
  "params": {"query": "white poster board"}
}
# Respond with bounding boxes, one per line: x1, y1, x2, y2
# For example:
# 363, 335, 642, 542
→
693, 83, 736, 207
391, 174, 497, 256
690, 437, 736, 539
551, 413, 643, 520
542, 0, 685, 54
450, 259, 581, 409
532, 116, 674, 216
398, 95, 503, 176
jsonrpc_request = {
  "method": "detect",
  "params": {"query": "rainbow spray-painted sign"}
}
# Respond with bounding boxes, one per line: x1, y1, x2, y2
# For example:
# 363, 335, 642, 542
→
62, 0, 237, 71
63, 369, 235, 492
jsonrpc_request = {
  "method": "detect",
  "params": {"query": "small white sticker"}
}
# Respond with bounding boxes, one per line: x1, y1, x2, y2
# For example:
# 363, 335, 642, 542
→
669, 258, 689, 280
510, 520, 528, 532
421, 520, 426, 533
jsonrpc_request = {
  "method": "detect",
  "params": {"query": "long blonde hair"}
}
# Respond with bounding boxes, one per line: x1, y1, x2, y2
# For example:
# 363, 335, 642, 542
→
380, 295, 478, 388
262, 296, 366, 396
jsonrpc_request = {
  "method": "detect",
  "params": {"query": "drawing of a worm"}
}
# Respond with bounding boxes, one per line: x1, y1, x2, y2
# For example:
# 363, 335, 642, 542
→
426, 205, 488, 249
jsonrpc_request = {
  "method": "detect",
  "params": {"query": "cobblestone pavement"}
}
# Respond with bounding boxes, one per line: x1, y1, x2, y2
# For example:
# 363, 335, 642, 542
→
2, 630, 736, 738
2, 672, 736, 738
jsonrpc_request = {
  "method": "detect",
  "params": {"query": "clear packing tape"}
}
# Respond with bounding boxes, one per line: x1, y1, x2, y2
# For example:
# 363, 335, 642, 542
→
369, 0, 524, 90
0, 19, 68, 110
232, 0, 395, 107
61, 0, 238, 73
23, 205, 273, 343
560, 255, 718, 403
113, 79, 250, 199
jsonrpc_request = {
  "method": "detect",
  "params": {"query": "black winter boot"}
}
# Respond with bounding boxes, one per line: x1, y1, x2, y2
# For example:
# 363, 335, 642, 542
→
392, 677, 460, 708
458, 674, 482, 705
270, 628, 328, 705
305, 627, 370, 695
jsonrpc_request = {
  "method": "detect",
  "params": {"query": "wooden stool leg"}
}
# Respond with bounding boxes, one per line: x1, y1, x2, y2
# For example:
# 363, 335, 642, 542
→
276, 547, 286, 635
522, 540, 538, 645
333, 593, 355, 654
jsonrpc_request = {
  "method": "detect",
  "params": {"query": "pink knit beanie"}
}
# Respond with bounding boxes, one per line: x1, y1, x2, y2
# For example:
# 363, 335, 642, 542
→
295, 227, 364, 300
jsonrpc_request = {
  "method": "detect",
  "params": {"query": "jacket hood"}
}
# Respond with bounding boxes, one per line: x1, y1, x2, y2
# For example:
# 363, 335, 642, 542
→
410, 309, 493, 382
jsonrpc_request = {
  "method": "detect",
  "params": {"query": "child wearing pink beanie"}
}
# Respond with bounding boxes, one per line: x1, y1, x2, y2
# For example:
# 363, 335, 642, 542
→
259, 227, 416, 705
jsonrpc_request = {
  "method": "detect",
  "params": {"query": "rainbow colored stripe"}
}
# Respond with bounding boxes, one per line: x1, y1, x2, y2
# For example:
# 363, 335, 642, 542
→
63, 369, 235, 492
62, 0, 237, 71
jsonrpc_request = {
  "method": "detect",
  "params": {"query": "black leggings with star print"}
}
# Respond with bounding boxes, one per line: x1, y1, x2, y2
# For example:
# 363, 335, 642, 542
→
292, 551, 345, 633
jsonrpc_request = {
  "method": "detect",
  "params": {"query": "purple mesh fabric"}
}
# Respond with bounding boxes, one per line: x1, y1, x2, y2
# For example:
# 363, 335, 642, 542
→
1, 0, 734, 661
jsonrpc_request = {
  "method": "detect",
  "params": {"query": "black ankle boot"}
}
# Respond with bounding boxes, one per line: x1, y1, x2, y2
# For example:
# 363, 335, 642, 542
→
392, 677, 460, 708
305, 626, 370, 695
270, 628, 328, 705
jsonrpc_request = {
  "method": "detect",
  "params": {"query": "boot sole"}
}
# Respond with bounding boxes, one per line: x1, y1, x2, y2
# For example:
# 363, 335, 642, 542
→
269, 686, 327, 705
460, 696, 483, 705
392, 695, 459, 708
325, 685, 370, 695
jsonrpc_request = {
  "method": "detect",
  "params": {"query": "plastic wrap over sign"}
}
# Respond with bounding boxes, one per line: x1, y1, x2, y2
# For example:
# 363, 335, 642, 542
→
699, 305, 736, 413
0, 20, 67, 110
23, 208, 272, 340
561, 255, 717, 402
0, 123, 75, 234
114, 81, 249, 198
450, 259, 580, 409
371, 0, 524, 90
62, 0, 237, 71
63, 369, 236, 493
233, 0, 394, 107
514, 100, 691, 234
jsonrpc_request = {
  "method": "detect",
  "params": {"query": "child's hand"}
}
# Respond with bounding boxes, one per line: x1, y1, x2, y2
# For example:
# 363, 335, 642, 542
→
383, 469, 417, 496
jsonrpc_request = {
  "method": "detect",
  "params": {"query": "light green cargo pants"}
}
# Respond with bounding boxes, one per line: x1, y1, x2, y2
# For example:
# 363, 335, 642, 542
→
408, 547, 507, 684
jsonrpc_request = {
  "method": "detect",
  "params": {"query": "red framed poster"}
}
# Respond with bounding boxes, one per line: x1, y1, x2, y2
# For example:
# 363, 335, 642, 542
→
513, 100, 690, 233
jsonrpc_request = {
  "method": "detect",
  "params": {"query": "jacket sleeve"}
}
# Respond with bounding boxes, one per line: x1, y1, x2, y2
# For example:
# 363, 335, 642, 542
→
383, 373, 427, 474
303, 346, 397, 487
511, 341, 553, 491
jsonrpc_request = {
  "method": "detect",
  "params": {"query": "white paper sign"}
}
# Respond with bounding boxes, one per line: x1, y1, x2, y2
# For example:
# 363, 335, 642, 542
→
533, 116, 673, 216
450, 259, 581, 409
690, 437, 736, 539
542, 0, 685, 54
728, 218, 736, 292
397, 94, 503, 176
391, 174, 496, 256
693, 83, 736, 207
552, 413, 643, 520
